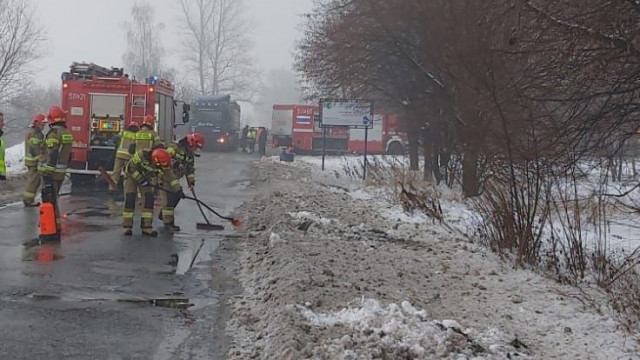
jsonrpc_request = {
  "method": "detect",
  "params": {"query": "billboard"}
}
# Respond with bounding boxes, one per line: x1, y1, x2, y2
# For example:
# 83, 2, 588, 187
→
319, 99, 373, 128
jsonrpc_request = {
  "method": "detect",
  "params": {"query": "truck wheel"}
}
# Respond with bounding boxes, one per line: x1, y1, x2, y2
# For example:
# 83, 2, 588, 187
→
386, 142, 405, 156
70, 174, 96, 187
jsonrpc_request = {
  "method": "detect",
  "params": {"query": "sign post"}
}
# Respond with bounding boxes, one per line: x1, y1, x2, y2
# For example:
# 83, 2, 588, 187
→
321, 126, 327, 171
319, 99, 374, 180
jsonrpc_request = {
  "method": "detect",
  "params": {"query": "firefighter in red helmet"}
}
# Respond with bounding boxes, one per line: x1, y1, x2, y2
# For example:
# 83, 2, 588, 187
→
109, 120, 140, 191
135, 114, 164, 151
122, 147, 183, 236
159, 132, 205, 232
39, 106, 73, 233
23, 113, 46, 206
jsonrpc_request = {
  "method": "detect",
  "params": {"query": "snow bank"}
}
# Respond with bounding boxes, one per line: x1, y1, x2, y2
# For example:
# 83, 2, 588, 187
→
297, 298, 524, 359
5, 141, 26, 175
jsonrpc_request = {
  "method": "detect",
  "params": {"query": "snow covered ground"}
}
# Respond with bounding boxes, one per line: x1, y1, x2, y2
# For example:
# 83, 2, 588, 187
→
5, 141, 26, 175
227, 157, 639, 359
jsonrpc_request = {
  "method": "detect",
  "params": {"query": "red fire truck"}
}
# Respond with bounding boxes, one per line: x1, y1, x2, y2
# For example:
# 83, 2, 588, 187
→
60, 63, 188, 184
271, 104, 406, 155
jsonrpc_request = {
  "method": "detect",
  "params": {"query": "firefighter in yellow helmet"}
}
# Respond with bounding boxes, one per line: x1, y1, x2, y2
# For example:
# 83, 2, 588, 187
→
122, 148, 182, 237
23, 113, 46, 206
159, 133, 205, 232
109, 120, 139, 191
38, 106, 73, 233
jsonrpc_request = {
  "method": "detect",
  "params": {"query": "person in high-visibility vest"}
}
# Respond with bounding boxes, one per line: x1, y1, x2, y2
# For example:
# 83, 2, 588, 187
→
39, 106, 73, 232
160, 133, 205, 232
122, 148, 182, 237
109, 121, 139, 191
247, 127, 257, 153
135, 115, 164, 151
23, 113, 46, 206
0, 112, 5, 181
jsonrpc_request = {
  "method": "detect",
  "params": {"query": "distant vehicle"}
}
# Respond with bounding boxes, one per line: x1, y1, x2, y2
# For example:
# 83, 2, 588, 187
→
191, 95, 241, 152
270, 104, 406, 155
61, 62, 189, 185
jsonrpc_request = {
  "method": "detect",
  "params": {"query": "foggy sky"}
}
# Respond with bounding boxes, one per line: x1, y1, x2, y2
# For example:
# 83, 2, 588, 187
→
33, 0, 313, 85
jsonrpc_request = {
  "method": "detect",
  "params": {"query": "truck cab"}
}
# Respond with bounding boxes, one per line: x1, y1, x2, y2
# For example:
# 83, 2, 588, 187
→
191, 95, 241, 152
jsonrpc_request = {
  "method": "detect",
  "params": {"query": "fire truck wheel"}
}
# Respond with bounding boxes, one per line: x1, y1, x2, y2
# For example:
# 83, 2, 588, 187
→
386, 141, 405, 156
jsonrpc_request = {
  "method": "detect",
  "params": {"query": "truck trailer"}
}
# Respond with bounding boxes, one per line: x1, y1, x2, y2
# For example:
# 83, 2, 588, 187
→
271, 104, 406, 155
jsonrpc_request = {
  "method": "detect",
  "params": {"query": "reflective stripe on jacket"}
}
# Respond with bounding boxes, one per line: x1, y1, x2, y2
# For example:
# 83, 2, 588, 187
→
24, 129, 44, 167
116, 129, 137, 159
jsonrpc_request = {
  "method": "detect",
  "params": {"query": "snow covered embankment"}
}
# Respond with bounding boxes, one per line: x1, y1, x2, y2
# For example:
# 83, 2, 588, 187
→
5, 141, 26, 175
227, 159, 637, 360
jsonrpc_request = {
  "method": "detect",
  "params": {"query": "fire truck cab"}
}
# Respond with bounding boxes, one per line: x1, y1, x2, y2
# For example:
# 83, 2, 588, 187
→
61, 62, 187, 185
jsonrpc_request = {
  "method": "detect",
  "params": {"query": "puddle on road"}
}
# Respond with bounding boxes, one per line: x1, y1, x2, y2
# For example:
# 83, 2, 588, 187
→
174, 236, 221, 275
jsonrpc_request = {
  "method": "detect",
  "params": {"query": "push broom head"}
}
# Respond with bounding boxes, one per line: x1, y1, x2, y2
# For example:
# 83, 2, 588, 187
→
196, 223, 225, 231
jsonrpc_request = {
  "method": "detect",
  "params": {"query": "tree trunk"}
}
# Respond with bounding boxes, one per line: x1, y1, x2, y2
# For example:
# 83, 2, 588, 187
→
462, 146, 480, 197
408, 129, 419, 171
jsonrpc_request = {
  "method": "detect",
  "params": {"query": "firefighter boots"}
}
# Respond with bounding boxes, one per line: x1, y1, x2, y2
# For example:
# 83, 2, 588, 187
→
164, 223, 181, 232
141, 228, 158, 237
124, 228, 133, 236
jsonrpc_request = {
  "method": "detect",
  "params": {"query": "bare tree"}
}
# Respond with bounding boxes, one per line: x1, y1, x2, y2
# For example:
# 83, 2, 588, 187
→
122, 1, 166, 80
0, 0, 45, 103
178, 0, 256, 99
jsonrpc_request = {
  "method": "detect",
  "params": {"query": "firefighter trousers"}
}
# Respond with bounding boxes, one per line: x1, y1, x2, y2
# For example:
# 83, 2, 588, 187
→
110, 157, 128, 189
122, 177, 154, 230
160, 189, 181, 225
23, 165, 41, 204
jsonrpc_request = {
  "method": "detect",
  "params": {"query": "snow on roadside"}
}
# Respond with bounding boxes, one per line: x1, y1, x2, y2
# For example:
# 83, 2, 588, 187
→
297, 298, 527, 359
227, 160, 638, 360
5, 141, 26, 175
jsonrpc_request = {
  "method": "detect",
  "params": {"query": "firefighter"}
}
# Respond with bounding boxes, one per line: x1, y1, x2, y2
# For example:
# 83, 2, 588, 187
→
39, 106, 73, 232
109, 121, 140, 191
136, 114, 164, 151
257, 126, 268, 156
240, 125, 249, 152
122, 148, 182, 237
160, 133, 205, 232
23, 113, 46, 206
0, 112, 5, 181
247, 127, 256, 153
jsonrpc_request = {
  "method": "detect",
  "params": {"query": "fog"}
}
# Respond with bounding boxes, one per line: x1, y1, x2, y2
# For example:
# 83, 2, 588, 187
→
33, 0, 312, 85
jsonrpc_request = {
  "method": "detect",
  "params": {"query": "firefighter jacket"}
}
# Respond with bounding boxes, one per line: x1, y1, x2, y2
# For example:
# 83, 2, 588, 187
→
39, 124, 73, 181
0, 130, 5, 178
167, 143, 196, 187
247, 128, 256, 140
116, 127, 138, 160
135, 127, 164, 152
125, 149, 181, 192
24, 128, 44, 167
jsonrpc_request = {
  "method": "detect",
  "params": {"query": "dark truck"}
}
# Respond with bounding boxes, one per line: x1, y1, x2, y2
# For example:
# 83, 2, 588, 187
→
191, 95, 241, 151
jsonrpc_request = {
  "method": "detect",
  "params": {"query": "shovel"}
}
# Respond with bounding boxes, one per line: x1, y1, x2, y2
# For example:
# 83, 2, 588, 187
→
191, 189, 224, 231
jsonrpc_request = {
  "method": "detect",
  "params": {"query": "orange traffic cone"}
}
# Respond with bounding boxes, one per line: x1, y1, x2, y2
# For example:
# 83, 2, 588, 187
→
39, 202, 60, 243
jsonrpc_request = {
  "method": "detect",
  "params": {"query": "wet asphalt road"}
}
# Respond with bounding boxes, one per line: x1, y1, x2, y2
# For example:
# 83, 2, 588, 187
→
0, 151, 257, 360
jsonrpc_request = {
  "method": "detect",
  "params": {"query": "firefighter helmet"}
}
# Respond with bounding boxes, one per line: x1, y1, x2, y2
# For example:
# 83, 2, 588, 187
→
151, 148, 171, 168
186, 133, 205, 148
128, 121, 140, 129
47, 106, 66, 124
31, 113, 46, 128
142, 115, 155, 128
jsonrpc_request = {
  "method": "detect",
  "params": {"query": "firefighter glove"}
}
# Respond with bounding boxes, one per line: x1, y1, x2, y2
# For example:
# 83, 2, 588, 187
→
128, 143, 136, 154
